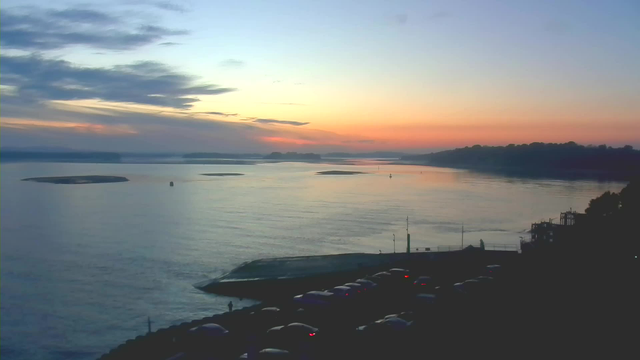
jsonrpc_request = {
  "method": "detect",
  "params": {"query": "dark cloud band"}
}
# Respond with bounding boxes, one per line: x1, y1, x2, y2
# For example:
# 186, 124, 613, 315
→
1, 55, 235, 109
0, 7, 187, 51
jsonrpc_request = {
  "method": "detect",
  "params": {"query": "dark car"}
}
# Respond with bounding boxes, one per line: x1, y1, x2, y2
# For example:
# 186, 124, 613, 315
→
187, 323, 229, 341
354, 279, 379, 291
185, 323, 231, 356
364, 272, 393, 286
388, 268, 411, 280
343, 282, 364, 294
250, 307, 282, 332
383, 312, 415, 322
264, 323, 318, 351
293, 291, 335, 309
238, 348, 293, 359
486, 264, 502, 277
462, 279, 482, 294
413, 276, 435, 291
328, 285, 356, 299
357, 316, 412, 335
434, 283, 469, 306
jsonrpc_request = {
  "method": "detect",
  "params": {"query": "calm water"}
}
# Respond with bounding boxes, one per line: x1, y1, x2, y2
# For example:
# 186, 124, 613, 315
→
0, 161, 625, 360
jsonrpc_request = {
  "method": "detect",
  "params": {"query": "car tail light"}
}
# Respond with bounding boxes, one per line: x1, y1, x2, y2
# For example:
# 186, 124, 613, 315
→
309, 333, 316, 337
404, 275, 409, 278
421, 283, 426, 286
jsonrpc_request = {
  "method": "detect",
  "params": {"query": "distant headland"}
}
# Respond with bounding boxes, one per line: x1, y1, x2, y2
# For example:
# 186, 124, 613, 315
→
22, 175, 129, 184
399, 142, 640, 180
1, 150, 122, 163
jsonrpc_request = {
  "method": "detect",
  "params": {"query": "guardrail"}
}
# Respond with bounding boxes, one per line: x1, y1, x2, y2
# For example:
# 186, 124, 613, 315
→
436, 245, 464, 252
483, 243, 519, 252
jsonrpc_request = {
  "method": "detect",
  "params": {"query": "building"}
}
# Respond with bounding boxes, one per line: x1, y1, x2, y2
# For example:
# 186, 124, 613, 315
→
524, 210, 585, 251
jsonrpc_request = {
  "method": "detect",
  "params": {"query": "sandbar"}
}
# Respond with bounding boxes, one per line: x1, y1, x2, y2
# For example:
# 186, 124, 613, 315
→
316, 170, 366, 175
22, 175, 129, 184
201, 173, 245, 177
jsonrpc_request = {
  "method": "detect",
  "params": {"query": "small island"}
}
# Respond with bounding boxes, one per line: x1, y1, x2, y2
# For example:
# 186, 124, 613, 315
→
316, 170, 367, 175
201, 173, 245, 176
22, 175, 129, 184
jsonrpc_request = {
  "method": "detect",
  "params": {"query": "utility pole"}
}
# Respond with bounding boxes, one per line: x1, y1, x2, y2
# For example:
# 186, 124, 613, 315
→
461, 223, 464, 249
148, 316, 152, 334
393, 234, 396, 253
406, 216, 411, 254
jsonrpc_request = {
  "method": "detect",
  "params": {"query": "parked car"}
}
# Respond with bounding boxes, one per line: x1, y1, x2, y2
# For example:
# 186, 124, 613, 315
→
434, 283, 468, 305
328, 286, 356, 299
388, 268, 411, 280
462, 279, 482, 295
264, 323, 319, 351
185, 323, 230, 355
413, 276, 435, 291
364, 272, 393, 286
250, 307, 282, 332
342, 282, 364, 294
293, 291, 335, 309
384, 312, 414, 322
357, 316, 412, 334
354, 279, 379, 291
238, 348, 293, 359
188, 323, 229, 340
486, 264, 502, 277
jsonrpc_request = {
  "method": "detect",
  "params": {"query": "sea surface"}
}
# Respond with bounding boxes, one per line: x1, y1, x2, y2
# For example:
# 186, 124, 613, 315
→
0, 161, 626, 360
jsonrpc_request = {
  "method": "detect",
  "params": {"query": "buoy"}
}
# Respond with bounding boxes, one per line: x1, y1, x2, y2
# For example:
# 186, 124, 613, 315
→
389, 174, 392, 178
169, 181, 174, 187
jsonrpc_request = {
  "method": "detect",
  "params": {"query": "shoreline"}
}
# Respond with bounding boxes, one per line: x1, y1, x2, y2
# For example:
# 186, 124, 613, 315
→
393, 161, 638, 181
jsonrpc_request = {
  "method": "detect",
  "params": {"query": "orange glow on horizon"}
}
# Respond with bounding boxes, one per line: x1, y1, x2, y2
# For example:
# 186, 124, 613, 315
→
260, 137, 320, 145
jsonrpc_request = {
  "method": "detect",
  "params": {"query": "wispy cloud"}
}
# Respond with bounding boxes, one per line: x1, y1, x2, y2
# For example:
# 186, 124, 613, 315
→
253, 118, 310, 126
219, 59, 245, 67
1, 55, 236, 109
0, 6, 188, 51
159, 42, 181, 46
151, 1, 188, 13
199, 111, 238, 117
0, 98, 350, 152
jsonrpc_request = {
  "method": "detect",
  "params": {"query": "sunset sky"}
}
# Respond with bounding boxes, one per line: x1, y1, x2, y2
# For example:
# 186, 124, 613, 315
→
1, 0, 639, 153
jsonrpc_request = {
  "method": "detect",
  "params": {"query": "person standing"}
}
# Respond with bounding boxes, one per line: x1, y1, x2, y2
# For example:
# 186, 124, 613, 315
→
228, 301, 233, 312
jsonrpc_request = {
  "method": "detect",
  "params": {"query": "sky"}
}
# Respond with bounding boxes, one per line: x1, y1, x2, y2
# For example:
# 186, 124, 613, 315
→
1, 0, 639, 153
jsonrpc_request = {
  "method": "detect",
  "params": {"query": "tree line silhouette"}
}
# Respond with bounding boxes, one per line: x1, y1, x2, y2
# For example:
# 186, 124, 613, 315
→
401, 142, 640, 177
